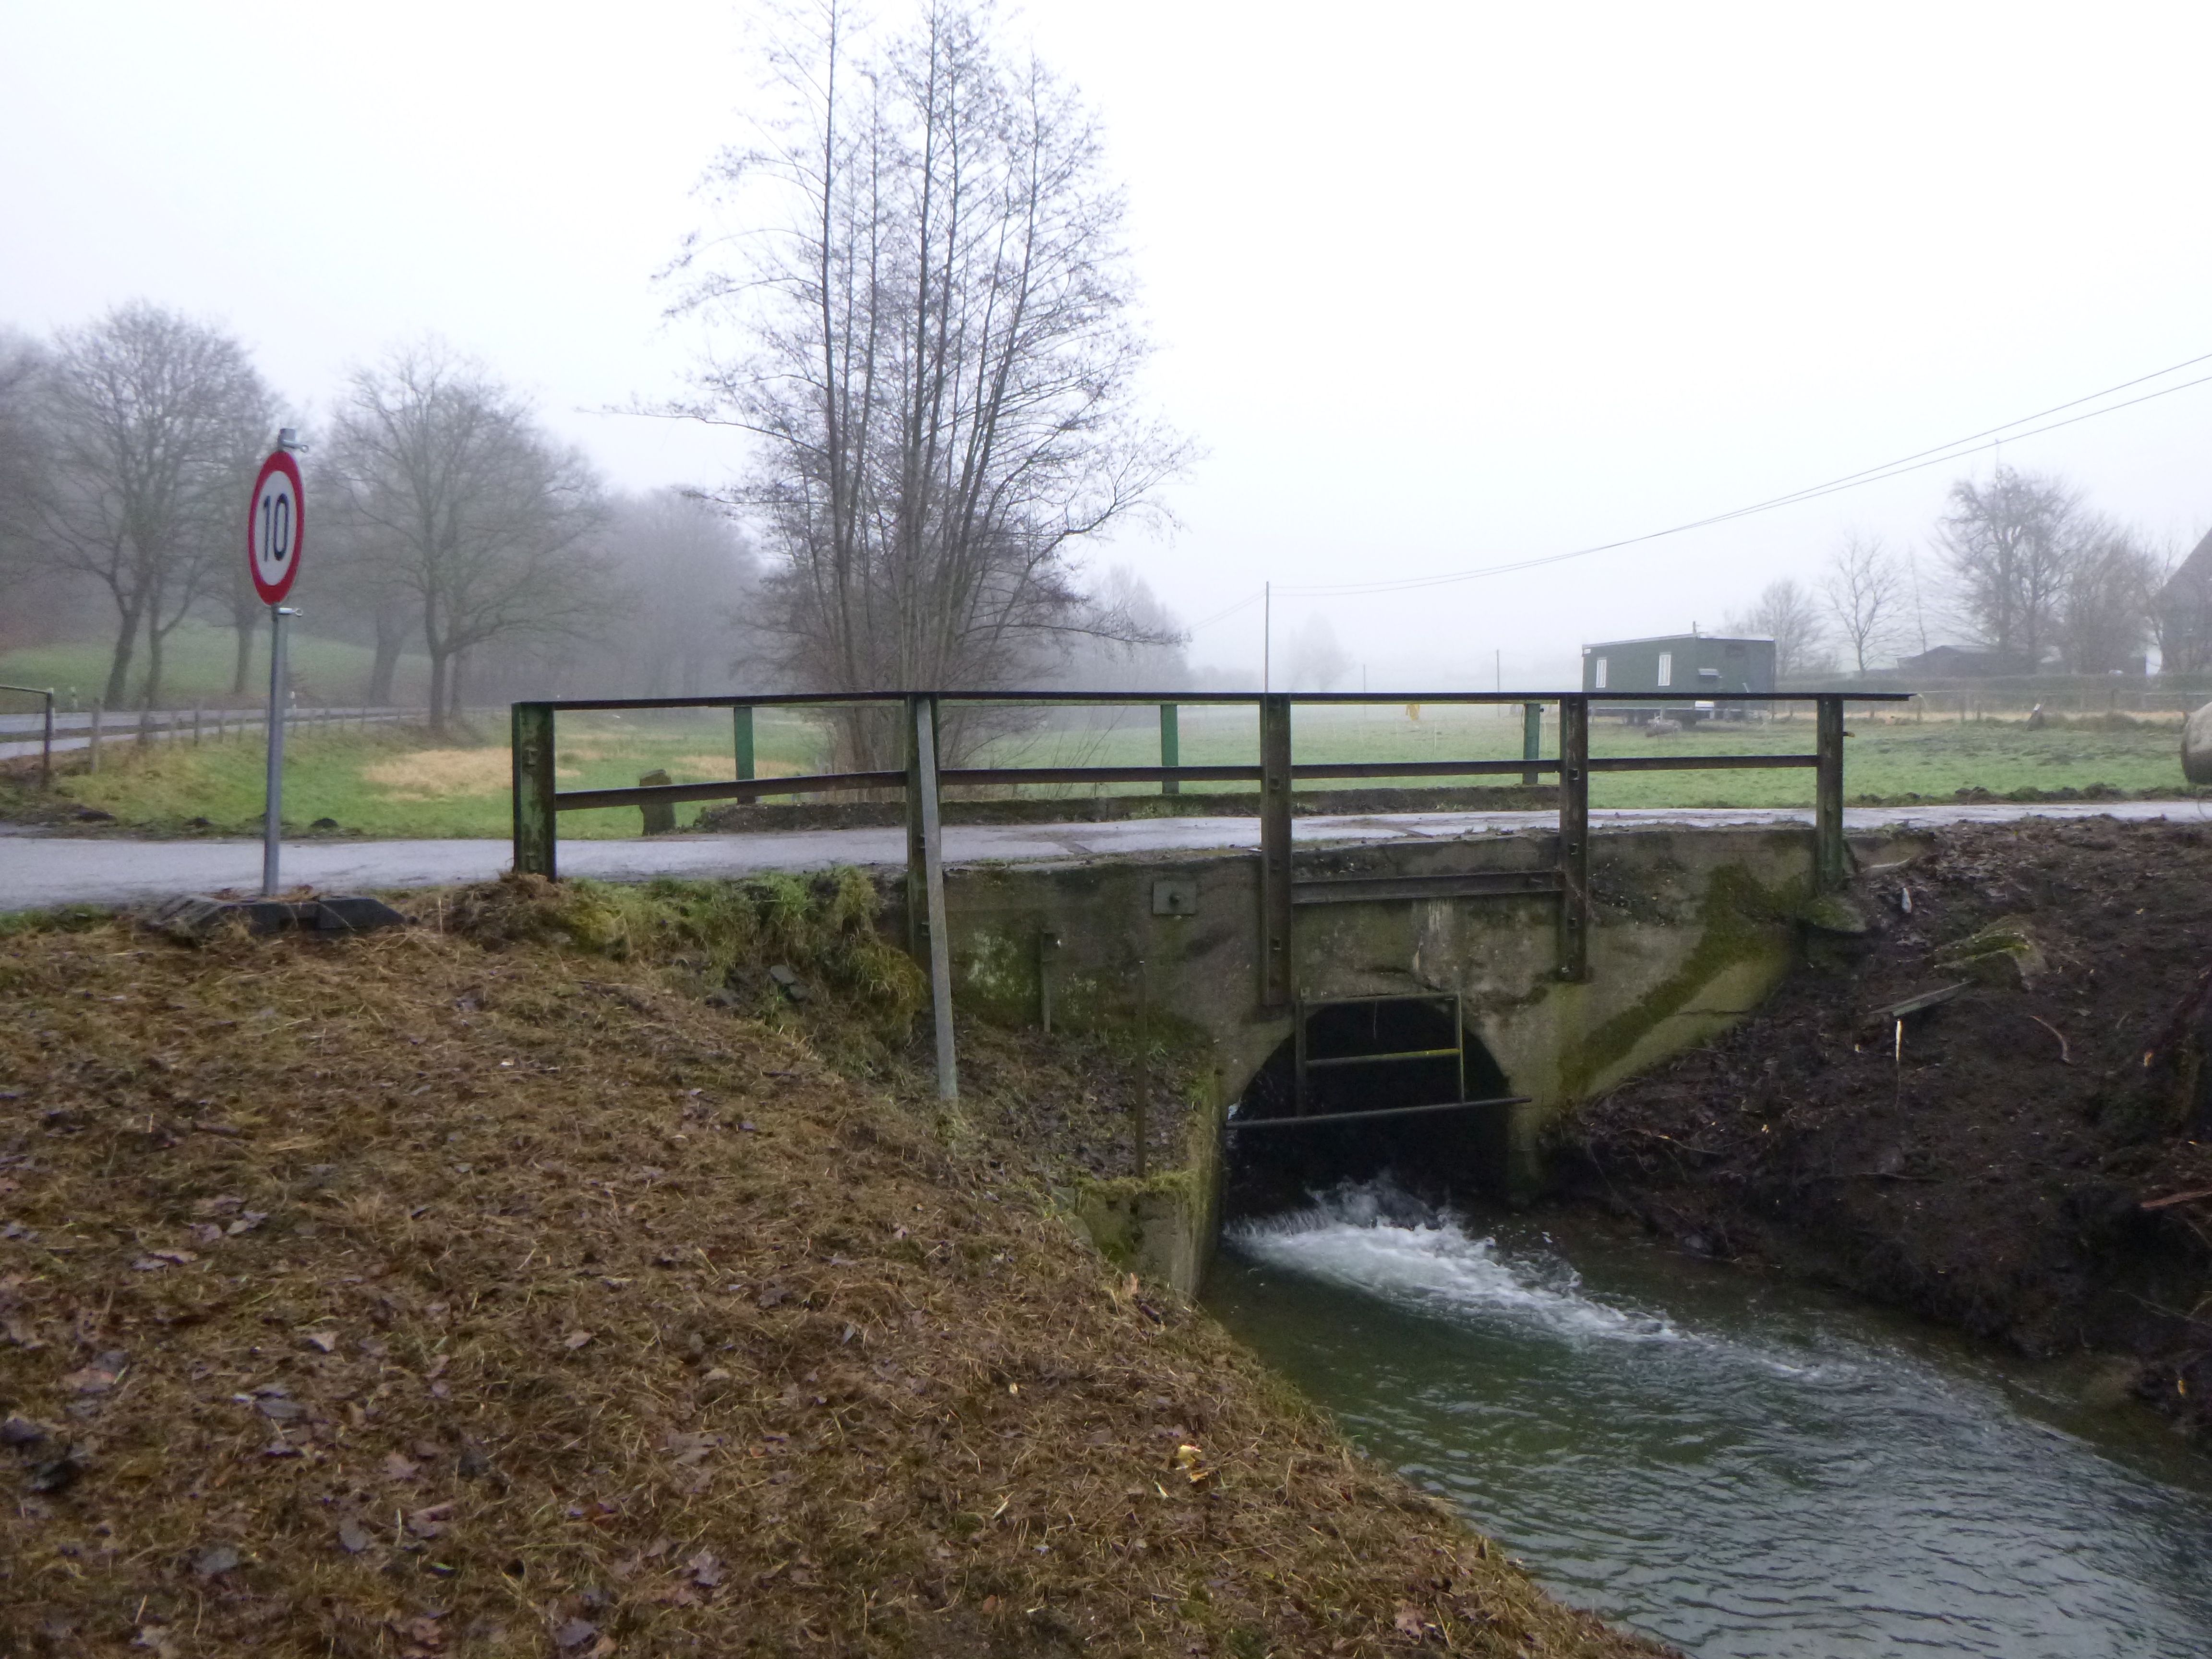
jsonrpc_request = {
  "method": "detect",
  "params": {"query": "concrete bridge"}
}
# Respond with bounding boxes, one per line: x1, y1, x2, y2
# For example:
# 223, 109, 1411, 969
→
510, 687, 1914, 1290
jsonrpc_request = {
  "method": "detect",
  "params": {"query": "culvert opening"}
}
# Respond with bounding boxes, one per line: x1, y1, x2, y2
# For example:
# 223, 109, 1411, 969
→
1224, 994, 1518, 1218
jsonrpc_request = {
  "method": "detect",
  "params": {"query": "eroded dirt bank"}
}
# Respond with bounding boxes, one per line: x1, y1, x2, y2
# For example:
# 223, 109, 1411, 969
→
1555, 819, 2212, 1437
0, 877, 1669, 1658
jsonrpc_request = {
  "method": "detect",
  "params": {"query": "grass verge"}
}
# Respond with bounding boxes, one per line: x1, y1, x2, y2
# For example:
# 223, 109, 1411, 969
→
0, 877, 1669, 1658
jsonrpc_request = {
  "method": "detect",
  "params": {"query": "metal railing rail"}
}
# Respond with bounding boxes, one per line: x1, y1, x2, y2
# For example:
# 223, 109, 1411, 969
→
0, 684, 54, 790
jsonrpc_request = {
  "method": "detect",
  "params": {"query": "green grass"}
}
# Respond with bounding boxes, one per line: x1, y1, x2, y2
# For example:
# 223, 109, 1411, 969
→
0, 621, 428, 709
23, 704, 2194, 841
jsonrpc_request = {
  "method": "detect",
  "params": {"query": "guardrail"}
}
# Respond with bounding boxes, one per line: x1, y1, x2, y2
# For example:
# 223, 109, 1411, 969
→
512, 689, 1911, 1009
0, 684, 54, 789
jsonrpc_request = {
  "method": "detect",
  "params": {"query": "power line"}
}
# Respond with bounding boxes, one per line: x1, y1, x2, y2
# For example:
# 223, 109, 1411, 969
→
1271, 350, 2212, 599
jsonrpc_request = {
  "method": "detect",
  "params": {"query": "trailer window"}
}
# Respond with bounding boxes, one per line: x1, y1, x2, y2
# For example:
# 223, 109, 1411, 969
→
1594, 657, 1608, 690
1657, 652, 1672, 688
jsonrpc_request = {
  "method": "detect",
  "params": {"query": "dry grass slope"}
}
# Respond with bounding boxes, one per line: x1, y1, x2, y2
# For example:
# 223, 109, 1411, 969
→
0, 881, 1669, 1658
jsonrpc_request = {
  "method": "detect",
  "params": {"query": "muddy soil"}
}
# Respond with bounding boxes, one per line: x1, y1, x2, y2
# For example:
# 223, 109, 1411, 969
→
1554, 818, 2212, 1437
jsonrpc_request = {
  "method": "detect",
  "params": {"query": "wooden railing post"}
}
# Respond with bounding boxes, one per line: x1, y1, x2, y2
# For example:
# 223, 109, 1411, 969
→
512, 702, 558, 879
1558, 695, 1589, 981
733, 705, 755, 781
1521, 701, 1543, 786
1815, 694, 1847, 892
1159, 702, 1180, 796
1259, 693, 1294, 1011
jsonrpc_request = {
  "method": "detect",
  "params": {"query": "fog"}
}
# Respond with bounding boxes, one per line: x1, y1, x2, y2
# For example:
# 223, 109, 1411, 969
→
6, 0, 2211, 690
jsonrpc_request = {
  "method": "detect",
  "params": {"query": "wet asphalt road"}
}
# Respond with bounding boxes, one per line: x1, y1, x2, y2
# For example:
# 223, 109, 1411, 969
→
4, 799, 2206, 912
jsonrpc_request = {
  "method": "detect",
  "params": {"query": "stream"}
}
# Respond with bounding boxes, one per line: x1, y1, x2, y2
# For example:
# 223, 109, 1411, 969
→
1206, 1182, 2212, 1658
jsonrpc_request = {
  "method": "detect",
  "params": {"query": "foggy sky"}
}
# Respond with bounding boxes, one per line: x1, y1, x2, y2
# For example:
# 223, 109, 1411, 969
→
6, 0, 2209, 687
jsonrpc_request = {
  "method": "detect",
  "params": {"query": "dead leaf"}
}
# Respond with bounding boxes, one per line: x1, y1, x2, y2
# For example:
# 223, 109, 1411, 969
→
685, 1547, 724, 1587
552, 1617, 597, 1650
563, 1329, 594, 1351
59, 1366, 117, 1394
384, 1452, 420, 1481
192, 1544, 240, 1578
1394, 1604, 1429, 1638
302, 1330, 339, 1353
337, 1520, 373, 1553
406, 1502, 456, 1539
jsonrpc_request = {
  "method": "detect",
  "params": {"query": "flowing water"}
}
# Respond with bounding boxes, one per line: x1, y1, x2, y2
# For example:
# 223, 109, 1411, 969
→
1208, 1183, 2212, 1658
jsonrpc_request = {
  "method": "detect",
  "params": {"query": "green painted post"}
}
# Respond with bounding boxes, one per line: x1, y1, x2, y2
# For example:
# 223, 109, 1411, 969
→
733, 705, 755, 781
1159, 702, 1180, 795
1521, 701, 1542, 786
512, 702, 558, 879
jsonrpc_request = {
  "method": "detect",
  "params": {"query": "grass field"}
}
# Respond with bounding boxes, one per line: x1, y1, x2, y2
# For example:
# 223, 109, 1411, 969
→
13, 700, 2195, 839
0, 621, 428, 709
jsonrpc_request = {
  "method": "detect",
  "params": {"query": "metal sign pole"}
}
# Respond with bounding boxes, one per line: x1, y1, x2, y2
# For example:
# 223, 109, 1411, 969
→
262, 604, 294, 897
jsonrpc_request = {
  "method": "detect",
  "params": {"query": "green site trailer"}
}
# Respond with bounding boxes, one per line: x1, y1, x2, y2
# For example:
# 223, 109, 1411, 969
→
1581, 632, 1774, 721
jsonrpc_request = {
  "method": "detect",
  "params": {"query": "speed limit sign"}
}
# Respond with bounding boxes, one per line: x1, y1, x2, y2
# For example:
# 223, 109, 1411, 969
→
247, 448, 304, 605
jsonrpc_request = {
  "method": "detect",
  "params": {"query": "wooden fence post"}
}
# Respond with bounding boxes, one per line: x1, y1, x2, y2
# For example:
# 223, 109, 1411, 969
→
87, 701, 103, 774
1259, 693, 1294, 1011
1815, 695, 1848, 893
511, 702, 558, 879
1557, 695, 1589, 981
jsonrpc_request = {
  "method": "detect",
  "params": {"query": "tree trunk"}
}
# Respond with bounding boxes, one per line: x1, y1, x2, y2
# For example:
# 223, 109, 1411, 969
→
426, 646, 450, 738
368, 607, 407, 705
102, 602, 142, 708
143, 625, 167, 711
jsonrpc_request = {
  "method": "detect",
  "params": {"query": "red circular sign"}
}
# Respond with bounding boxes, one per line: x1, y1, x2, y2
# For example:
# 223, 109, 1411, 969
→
247, 449, 304, 605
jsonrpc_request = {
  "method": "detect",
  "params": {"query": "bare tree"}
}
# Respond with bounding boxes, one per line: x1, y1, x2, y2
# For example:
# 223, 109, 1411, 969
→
666, 0, 1189, 763
1726, 577, 1831, 682
1820, 530, 1903, 675
1937, 466, 2080, 671
325, 345, 608, 733
0, 330, 46, 602
2058, 522, 2158, 673
603, 488, 757, 697
1285, 613, 1352, 691
29, 304, 276, 708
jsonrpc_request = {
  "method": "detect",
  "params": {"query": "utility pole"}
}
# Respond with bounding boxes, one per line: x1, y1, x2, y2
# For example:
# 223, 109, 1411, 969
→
1262, 581, 1272, 693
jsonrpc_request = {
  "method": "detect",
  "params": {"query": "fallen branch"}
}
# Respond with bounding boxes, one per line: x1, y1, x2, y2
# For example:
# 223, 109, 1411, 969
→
2026, 1014, 2071, 1064
2141, 1186, 2212, 1212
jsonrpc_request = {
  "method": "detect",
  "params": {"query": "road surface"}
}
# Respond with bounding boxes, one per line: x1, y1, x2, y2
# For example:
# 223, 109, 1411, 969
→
4, 799, 2207, 912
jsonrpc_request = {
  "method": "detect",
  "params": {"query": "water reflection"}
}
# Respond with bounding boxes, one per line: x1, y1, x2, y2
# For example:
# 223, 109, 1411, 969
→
1210, 1182, 2212, 1659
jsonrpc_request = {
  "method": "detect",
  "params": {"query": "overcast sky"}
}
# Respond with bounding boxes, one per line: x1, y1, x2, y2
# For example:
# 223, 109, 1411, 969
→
6, 1, 2210, 686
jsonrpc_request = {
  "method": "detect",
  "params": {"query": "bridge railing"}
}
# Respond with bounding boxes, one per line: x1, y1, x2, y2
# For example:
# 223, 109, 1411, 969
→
512, 688, 1910, 995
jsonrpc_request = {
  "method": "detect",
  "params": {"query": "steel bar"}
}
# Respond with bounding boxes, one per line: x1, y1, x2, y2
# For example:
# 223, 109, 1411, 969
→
553, 770, 904, 812
1291, 870, 1563, 905
1522, 701, 1543, 787
913, 697, 957, 1101
1559, 694, 1590, 981
1816, 695, 1848, 892
1227, 1094, 1531, 1132
1588, 753, 1818, 772
733, 706, 755, 781
1258, 694, 1294, 1011
532, 689, 1912, 711
1303, 1046, 1462, 1069
1159, 703, 1179, 796
942, 764, 1259, 787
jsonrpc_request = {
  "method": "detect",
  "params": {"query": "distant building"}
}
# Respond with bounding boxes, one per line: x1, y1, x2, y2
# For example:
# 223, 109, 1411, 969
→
1895, 644, 2012, 679
2156, 527, 2212, 675
1581, 632, 1773, 718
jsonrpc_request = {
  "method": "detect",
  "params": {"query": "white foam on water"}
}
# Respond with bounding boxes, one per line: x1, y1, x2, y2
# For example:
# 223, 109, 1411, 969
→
1227, 1182, 1679, 1345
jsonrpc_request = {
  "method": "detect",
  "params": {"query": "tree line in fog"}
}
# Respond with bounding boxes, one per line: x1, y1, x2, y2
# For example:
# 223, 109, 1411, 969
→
1725, 466, 2203, 682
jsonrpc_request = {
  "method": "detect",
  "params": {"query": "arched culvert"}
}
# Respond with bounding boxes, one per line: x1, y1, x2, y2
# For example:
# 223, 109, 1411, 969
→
1223, 994, 1517, 1218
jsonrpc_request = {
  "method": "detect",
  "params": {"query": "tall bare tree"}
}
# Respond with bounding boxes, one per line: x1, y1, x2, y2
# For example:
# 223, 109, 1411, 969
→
2058, 523, 2158, 673
0, 331, 46, 604
1727, 577, 1830, 682
325, 345, 607, 733
30, 304, 276, 707
603, 488, 757, 697
1820, 530, 1904, 675
1937, 466, 2080, 671
667, 0, 1188, 762
1285, 613, 1352, 691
